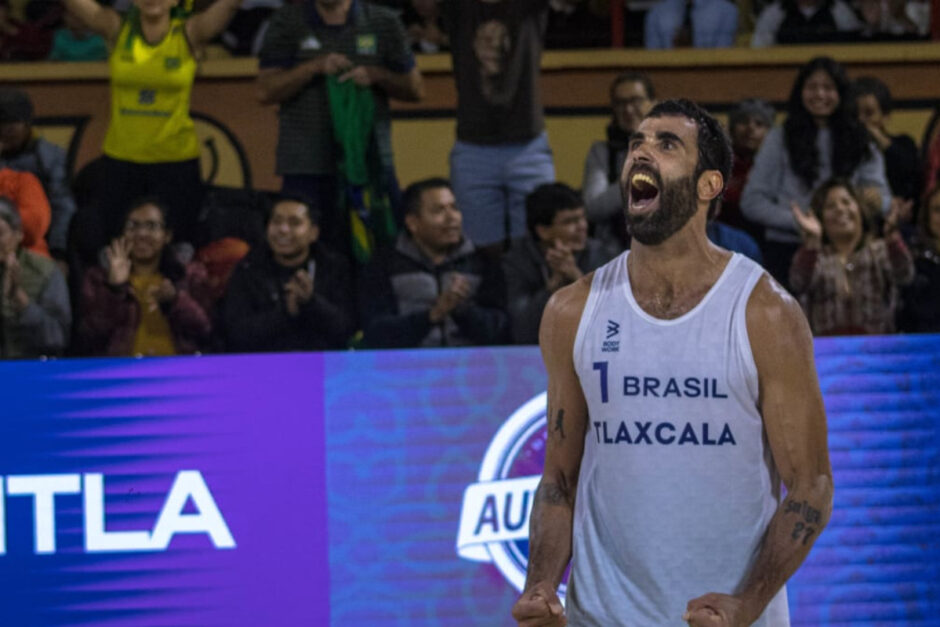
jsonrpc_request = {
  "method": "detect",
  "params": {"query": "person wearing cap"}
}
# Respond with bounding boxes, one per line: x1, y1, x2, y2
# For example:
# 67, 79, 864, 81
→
718, 98, 774, 246
0, 196, 70, 359
62, 0, 242, 248
0, 88, 77, 260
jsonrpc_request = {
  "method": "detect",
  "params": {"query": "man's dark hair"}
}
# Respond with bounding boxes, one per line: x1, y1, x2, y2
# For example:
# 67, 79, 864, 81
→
784, 56, 871, 189
645, 98, 733, 214
123, 195, 172, 228
0, 88, 33, 125
268, 192, 322, 226
402, 177, 452, 216
851, 76, 893, 115
525, 182, 582, 240
610, 71, 655, 101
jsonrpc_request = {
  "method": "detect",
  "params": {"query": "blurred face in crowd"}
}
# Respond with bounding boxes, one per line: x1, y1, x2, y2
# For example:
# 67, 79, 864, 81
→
802, 69, 840, 123
612, 80, 653, 134
855, 94, 885, 131
123, 204, 171, 265
820, 185, 863, 243
536, 206, 588, 252
0, 216, 22, 258
405, 186, 462, 254
730, 114, 770, 156
267, 200, 319, 267
0, 121, 30, 156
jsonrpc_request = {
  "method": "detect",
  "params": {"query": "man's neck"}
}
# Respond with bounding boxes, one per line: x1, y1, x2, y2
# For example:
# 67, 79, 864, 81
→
273, 247, 311, 269
413, 238, 452, 267
627, 212, 730, 297
315, 0, 353, 25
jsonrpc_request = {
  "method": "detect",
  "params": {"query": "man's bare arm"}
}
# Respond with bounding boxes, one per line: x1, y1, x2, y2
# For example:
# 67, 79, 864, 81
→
688, 276, 834, 626
512, 277, 591, 625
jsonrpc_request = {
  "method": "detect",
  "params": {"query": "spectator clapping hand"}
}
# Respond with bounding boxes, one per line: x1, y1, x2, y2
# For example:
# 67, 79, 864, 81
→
284, 268, 314, 317
105, 237, 132, 286
545, 239, 583, 291
2, 251, 28, 312
791, 202, 822, 248
429, 273, 470, 323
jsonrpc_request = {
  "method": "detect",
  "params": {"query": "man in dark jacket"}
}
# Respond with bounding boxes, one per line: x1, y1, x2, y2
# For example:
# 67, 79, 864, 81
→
360, 177, 508, 348
222, 194, 354, 352
0, 88, 77, 259
502, 182, 611, 344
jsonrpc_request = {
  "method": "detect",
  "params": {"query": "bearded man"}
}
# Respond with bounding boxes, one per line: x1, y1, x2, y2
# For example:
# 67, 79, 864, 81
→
511, 99, 834, 627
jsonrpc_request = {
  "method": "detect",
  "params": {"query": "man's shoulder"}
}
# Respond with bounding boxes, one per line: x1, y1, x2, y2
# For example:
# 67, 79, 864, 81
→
745, 273, 808, 345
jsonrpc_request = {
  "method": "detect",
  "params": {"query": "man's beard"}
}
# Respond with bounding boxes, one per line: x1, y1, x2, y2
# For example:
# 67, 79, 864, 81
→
625, 172, 699, 246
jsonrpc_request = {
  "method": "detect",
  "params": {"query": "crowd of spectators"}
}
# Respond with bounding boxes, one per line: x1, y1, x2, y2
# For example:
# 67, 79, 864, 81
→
0, 0, 931, 59
0, 0, 936, 360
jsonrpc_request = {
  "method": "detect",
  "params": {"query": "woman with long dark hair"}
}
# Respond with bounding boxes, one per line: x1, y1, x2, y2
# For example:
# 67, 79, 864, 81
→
742, 56, 891, 287
77, 197, 212, 356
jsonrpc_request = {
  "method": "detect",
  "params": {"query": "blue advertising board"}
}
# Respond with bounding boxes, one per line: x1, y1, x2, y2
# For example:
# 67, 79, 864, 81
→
0, 336, 938, 625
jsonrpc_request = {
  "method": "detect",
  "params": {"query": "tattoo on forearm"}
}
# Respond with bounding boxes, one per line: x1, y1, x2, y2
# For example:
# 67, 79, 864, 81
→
553, 409, 565, 440
785, 499, 822, 545
536, 482, 565, 505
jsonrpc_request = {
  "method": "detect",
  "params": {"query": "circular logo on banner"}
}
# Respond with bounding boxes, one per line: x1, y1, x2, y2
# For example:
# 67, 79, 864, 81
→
456, 392, 567, 601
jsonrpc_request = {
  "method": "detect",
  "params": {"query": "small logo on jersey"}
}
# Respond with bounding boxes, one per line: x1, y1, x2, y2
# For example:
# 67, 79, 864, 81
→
138, 89, 156, 105
602, 320, 620, 352
300, 35, 322, 51
356, 34, 377, 55
164, 57, 181, 70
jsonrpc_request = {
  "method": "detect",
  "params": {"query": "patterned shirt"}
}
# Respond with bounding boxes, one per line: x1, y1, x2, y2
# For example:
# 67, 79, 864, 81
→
258, 0, 414, 176
789, 234, 915, 335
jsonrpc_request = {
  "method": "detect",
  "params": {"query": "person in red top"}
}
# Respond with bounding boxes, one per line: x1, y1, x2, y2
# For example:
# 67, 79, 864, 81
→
0, 166, 49, 256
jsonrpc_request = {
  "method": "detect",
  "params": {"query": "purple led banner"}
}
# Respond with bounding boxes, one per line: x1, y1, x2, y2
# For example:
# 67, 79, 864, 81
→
0, 353, 329, 626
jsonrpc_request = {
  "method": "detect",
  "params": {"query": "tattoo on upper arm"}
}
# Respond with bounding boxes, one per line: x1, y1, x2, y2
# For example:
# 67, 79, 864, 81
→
785, 499, 821, 545
553, 409, 565, 440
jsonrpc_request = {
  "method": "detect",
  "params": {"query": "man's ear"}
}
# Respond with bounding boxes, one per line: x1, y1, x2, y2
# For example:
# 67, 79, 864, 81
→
534, 223, 552, 243
404, 213, 416, 235
698, 170, 724, 204
308, 223, 321, 244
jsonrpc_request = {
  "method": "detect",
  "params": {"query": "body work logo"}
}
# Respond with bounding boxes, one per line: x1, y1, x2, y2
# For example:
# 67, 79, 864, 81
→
603, 319, 620, 352
456, 392, 566, 600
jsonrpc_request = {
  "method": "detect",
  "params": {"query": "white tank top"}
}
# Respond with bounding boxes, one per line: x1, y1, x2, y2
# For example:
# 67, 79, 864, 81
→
567, 251, 789, 626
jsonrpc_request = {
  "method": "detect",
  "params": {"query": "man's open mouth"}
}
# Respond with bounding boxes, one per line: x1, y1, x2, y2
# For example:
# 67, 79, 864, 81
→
628, 170, 661, 213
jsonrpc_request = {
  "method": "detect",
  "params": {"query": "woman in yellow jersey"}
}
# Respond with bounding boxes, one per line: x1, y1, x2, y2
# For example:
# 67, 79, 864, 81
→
76, 197, 213, 356
63, 0, 241, 246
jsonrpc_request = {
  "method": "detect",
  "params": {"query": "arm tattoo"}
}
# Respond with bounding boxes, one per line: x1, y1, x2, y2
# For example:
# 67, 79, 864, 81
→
536, 482, 566, 505
785, 499, 821, 545
553, 409, 565, 440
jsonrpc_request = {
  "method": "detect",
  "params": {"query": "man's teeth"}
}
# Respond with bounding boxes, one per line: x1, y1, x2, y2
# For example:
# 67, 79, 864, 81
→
632, 173, 657, 188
